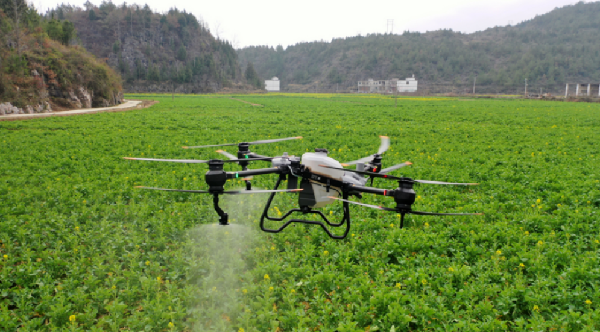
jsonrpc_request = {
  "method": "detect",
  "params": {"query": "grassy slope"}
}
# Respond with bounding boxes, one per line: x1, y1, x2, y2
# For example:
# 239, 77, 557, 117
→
1, 95, 599, 331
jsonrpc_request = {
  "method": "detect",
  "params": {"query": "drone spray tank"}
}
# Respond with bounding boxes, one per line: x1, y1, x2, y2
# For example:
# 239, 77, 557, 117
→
300, 149, 344, 208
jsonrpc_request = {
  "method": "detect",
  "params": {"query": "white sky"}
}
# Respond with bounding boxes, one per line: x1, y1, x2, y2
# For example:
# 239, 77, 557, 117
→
38, 0, 588, 49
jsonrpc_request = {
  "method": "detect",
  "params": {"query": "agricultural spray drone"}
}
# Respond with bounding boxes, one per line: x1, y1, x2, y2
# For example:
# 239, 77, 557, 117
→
124, 136, 481, 239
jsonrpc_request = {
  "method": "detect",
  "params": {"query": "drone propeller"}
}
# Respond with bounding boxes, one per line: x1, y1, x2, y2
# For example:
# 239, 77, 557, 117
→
215, 149, 237, 160
182, 136, 303, 149
135, 186, 302, 195
379, 161, 412, 174
123, 157, 272, 164
320, 165, 478, 185
328, 197, 483, 216
342, 136, 390, 166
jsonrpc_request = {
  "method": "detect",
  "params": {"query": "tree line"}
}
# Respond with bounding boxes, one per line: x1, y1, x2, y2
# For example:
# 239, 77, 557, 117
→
238, 1, 600, 93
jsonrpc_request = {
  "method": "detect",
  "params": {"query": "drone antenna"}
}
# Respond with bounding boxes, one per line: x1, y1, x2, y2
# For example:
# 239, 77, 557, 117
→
400, 212, 406, 229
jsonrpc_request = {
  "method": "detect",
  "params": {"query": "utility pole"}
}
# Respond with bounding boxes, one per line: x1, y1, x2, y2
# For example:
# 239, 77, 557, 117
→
524, 78, 528, 97
473, 76, 477, 94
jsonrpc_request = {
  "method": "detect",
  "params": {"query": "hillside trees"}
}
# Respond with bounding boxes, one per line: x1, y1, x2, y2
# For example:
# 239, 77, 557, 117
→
237, 1, 600, 93
0, 1, 122, 107
50, 2, 245, 92
245, 62, 262, 88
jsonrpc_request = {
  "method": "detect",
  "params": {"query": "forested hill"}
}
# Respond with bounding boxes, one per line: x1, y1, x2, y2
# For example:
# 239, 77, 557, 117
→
51, 2, 251, 93
237, 1, 600, 93
0, 0, 122, 111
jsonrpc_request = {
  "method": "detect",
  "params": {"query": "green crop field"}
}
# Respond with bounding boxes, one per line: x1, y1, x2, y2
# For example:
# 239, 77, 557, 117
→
1, 94, 599, 331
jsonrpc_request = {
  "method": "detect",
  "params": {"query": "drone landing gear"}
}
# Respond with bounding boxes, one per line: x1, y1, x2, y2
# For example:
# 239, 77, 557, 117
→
259, 176, 351, 239
212, 194, 229, 226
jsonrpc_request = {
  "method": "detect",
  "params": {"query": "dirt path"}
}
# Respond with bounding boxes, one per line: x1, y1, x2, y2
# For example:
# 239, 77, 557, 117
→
0, 100, 158, 121
229, 97, 263, 107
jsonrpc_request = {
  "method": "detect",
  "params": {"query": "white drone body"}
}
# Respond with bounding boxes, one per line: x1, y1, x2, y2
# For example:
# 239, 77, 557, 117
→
272, 150, 370, 208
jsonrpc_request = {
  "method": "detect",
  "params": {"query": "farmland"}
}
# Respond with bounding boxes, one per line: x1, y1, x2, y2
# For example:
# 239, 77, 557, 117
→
1, 94, 599, 331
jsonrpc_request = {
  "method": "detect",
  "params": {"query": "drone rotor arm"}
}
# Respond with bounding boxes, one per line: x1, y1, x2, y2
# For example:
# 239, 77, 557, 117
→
342, 155, 375, 166
229, 167, 282, 178
319, 165, 403, 180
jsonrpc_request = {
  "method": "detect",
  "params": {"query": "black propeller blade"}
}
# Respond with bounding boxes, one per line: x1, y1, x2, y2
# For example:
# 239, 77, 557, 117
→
123, 157, 272, 164
182, 136, 303, 149
328, 197, 482, 216
136, 186, 303, 195
342, 136, 390, 165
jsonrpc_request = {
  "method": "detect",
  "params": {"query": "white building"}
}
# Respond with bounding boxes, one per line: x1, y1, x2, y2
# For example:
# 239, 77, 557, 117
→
265, 77, 280, 92
397, 75, 418, 92
357, 75, 418, 93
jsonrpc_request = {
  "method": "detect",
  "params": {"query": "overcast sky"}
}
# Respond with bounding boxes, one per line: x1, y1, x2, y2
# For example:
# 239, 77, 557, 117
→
38, 0, 587, 49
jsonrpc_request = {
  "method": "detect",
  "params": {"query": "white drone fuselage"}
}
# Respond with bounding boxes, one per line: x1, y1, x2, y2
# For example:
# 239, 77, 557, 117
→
271, 151, 368, 208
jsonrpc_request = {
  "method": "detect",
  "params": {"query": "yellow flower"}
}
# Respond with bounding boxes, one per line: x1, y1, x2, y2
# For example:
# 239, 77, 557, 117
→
271, 246, 275, 250
424, 222, 429, 228
3, 255, 7, 259
448, 267, 454, 272
145, 261, 150, 266
290, 289, 296, 293
157, 277, 161, 282
242, 289, 248, 294
168, 322, 174, 328
496, 250, 502, 255
112, 285, 116, 290
537, 241, 543, 246
352, 234, 355, 237
269, 286, 274, 291
323, 250, 329, 255
533, 305, 539, 312
238, 328, 245, 332
75, 226, 80, 231
519, 263, 525, 268
536, 199, 541, 203
395, 283, 402, 288
82, 200, 86, 204
264, 274, 270, 280
585, 299, 592, 305
421, 279, 427, 285
69, 315, 76, 322
524, 231, 529, 235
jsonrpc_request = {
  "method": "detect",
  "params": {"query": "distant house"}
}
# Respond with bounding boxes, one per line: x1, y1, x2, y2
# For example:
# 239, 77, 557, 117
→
265, 77, 280, 92
397, 75, 418, 92
357, 75, 418, 93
